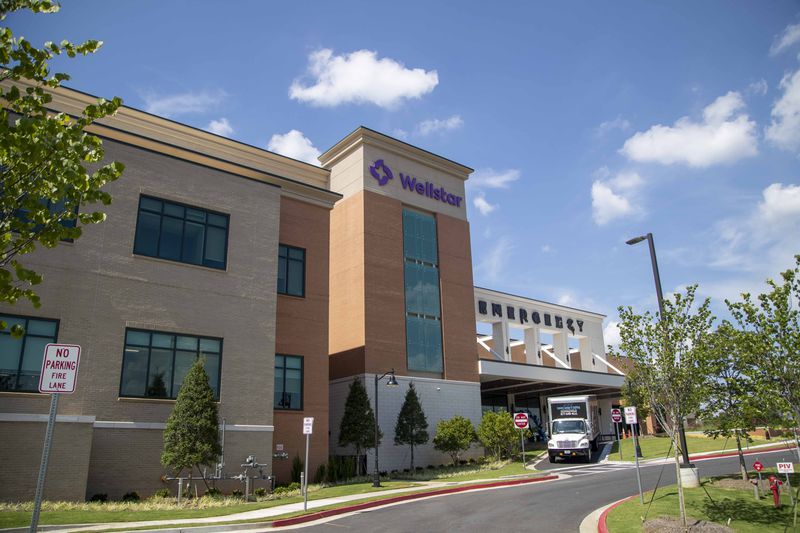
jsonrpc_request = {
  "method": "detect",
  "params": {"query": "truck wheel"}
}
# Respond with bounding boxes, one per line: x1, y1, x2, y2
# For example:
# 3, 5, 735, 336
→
591, 439, 598, 452
548, 453, 557, 463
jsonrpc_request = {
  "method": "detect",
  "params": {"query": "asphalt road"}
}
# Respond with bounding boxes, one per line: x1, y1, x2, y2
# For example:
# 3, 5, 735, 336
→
297, 448, 797, 533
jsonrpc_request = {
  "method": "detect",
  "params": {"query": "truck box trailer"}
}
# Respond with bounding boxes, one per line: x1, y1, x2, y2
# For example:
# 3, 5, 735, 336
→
546, 395, 600, 462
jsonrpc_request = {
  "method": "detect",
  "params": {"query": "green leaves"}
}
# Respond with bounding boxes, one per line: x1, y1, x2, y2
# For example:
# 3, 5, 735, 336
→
394, 382, 429, 469
338, 377, 380, 464
433, 415, 476, 465
0, 0, 124, 311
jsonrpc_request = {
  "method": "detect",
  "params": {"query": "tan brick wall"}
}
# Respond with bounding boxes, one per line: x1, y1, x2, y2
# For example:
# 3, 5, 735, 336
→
273, 197, 330, 485
0, 421, 92, 501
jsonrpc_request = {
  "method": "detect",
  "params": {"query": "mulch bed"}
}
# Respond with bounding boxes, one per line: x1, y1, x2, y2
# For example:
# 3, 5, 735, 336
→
643, 516, 734, 532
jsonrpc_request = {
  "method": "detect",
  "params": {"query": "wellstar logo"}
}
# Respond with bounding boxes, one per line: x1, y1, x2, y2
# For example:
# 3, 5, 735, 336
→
369, 159, 463, 207
369, 159, 394, 186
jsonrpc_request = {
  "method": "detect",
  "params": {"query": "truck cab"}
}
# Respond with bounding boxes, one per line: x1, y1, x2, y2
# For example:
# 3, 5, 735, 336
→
546, 395, 600, 463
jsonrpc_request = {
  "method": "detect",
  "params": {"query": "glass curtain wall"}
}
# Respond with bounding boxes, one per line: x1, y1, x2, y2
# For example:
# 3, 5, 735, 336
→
402, 209, 443, 373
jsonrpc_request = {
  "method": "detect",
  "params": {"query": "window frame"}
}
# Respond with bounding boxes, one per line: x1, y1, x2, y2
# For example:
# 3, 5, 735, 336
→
0, 313, 60, 393
118, 328, 224, 401
278, 244, 306, 298
132, 194, 230, 270
274, 354, 304, 411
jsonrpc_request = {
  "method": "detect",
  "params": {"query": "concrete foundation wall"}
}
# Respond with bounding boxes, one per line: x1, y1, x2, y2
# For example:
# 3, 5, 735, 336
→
329, 374, 482, 472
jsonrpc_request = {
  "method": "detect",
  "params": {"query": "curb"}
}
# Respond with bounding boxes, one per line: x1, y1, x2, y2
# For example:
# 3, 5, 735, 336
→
688, 445, 794, 462
270, 475, 559, 528
596, 495, 636, 533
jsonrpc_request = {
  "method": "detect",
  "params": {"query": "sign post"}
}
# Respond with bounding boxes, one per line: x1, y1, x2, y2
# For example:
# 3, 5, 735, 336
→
611, 409, 623, 461
625, 406, 644, 504
753, 460, 764, 498
514, 413, 529, 467
302, 417, 313, 512
30, 343, 81, 533
777, 462, 795, 506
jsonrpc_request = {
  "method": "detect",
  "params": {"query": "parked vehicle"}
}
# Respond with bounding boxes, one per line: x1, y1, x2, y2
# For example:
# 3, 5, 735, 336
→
546, 395, 600, 462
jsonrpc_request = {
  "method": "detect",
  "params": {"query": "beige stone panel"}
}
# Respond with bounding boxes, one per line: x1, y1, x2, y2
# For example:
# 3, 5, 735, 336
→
0, 421, 92, 501
328, 192, 366, 356
362, 192, 407, 376
437, 214, 478, 382
327, 145, 366, 199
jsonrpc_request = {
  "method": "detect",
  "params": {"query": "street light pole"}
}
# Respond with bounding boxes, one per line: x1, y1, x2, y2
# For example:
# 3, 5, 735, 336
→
626, 232, 692, 467
373, 369, 399, 488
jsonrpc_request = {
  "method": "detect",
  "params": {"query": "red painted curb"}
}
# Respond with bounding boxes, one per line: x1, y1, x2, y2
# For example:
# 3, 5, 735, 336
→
689, 445, 794, 462
270, 475, 558, 527
597, 495, 636, 533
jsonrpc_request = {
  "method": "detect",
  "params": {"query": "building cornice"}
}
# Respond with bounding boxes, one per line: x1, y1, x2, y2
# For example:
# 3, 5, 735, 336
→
3, 79, 341, 209
319, 126, 473, 181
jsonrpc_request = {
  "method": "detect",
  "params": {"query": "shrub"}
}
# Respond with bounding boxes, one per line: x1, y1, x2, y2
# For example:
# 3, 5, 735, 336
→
325, 455, 356, 483
88, 493, 107, 503
153, 488, 171, 499
291, 454, 303, 483
121, 491, 140, 502
433, 415, 476, 465
477, 411, 530, 459
203, 487, 222, 498
286, 482, 300, 491
231, 489, 244, 499
253, 487, 267, 497
314, 463, 327, 484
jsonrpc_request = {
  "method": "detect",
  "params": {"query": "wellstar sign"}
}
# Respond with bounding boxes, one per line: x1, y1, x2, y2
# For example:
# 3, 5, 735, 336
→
370, 159, 463, 207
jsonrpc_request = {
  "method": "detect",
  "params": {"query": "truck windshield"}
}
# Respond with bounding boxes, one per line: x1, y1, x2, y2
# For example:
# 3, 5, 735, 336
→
552, 420, 586, 434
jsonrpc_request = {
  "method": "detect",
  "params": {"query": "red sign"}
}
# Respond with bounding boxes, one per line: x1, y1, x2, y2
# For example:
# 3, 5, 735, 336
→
611, 408, 622, 423
753, 461, 763, 472
39, 344, 81, 394
514, 412, 529, 429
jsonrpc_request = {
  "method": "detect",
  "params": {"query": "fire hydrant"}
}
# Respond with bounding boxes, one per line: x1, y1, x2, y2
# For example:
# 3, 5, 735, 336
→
768, 475, 783, 508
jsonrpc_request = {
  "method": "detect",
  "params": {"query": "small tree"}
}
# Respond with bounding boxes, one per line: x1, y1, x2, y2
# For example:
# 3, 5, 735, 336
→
0, 1, 124, 332
698, 322, 761, 481
433, 415, 475, 465
338, 377, 380, 475
610, 285, 713, 528
161, 358, 221, 487
394, 382, 429, 470
477, 411, 522, 460
727, 255, 800, 463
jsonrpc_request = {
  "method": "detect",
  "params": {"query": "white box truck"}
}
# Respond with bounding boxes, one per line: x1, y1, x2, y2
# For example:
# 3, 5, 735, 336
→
546, 395, 600, 462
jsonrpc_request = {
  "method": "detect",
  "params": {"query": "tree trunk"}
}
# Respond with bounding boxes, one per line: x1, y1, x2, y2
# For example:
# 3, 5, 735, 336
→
735, 431, 748, 481
410, 444, 415, 471
673, 433, 687, 528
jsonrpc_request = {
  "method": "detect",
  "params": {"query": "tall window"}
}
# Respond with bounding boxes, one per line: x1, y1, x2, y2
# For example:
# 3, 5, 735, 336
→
0, 314, 59, 392
402, 209, 443, 373
120, 329, 222, 400
274, 355, 303, 410
278, 244, 305, 297
133, 195, 229, 269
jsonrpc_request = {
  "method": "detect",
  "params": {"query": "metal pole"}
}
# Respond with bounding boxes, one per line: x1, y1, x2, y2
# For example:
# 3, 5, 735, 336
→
303, 432, 310, 511
177, 478, 183, 505
520, 428, 526, 467
793, 427, 800, 464
632, 425, 644, 504
646, 233, 691, 467
30, 393, 59, 533
373, 374, 380, 488
616, 422, 623, 461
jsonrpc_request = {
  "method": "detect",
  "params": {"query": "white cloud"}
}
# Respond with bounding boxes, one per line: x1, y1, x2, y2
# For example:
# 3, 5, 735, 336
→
765, 69, 800, 153
266, 130, 321, 165
468, 168, 521, 190
620, 91, 758, 167
746, 79, 768, 96
392, 128, 409, 140
289, 49, 438, 108
595, 116, 631, 137
603, 321, 621, 347
416, 115, 464, 136
770, 22, 800, 56
206, 118, 234, 137
591, 171, 644, 226
541, 244, 553, 253
472, 194, 496, 216
142, 89, 226, 117
478, 237, 513, 283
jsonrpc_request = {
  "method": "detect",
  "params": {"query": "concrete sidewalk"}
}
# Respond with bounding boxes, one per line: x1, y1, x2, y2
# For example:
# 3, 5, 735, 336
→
7, 474, 555, 533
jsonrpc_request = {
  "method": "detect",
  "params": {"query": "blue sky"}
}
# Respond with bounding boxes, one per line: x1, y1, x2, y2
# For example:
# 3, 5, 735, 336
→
10, 1, 800, 343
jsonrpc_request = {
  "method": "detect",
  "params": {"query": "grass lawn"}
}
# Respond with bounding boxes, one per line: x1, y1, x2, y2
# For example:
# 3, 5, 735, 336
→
606, 471, 800, 532
607, 434, 781, 462
0, 481, 418, 529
